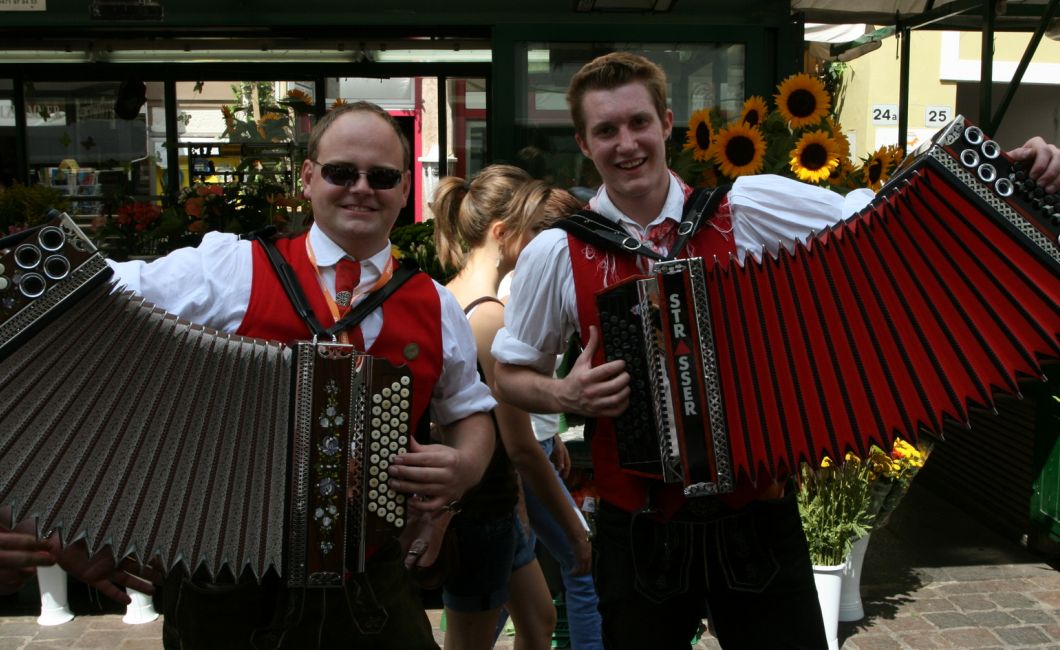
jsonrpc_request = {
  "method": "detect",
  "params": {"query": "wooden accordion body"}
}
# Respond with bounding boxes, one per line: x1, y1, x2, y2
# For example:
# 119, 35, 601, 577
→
0, 219, 411, 587
598, 116, 1060, 496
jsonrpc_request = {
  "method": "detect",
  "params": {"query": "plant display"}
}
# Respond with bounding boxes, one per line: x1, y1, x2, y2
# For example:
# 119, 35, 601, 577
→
94, 178, 309, 260
797, 454, 877, 567
797, 437, 933, 566
389, 220, 454, 284
672, 67, 906, 193
0, 183, 69, 235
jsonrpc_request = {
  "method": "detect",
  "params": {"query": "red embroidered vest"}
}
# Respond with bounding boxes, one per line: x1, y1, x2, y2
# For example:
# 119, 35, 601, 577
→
237, 233, 443, 425
568, 197, 772, 517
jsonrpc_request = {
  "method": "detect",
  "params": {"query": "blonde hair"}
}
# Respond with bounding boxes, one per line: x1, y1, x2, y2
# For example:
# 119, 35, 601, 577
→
431, 164, 532, 270
509, 182, 584, 235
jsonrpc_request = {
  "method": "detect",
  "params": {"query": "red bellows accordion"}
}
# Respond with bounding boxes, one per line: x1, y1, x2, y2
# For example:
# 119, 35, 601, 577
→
598, 116, 1060, 496
0, 215, 411, 587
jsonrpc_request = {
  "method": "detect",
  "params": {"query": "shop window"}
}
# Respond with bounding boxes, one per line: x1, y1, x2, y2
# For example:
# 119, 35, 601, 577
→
23, 80, 157, 228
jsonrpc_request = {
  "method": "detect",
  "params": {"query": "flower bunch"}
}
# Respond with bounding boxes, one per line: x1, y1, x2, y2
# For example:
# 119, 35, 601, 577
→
175, 178, 308, 237
797, 457, 876, 566
866, 437, 930, 485
114, 201, 161, 233
673, 71, 905, 193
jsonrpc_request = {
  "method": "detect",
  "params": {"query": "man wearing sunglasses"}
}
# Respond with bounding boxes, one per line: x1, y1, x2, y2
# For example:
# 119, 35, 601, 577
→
100, 101, 496, 649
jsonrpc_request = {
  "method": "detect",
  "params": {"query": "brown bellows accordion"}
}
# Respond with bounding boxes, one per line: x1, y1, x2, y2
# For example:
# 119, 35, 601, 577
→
0, 217, 411, 587
598, 116, 1060, 496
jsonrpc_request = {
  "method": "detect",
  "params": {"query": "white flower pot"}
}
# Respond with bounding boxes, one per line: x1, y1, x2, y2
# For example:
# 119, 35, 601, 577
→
839, 533, 872, 622
36, 565, 74, 626
123, 588, 159, 625
813, 561, 845, 650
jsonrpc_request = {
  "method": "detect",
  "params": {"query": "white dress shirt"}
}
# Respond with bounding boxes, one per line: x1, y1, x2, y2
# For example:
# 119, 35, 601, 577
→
108, 223, 495, 425
491, 174, 876, 373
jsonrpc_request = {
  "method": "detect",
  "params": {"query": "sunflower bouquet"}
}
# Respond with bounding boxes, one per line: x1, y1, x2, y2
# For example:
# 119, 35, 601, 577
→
672, 72, 905, 193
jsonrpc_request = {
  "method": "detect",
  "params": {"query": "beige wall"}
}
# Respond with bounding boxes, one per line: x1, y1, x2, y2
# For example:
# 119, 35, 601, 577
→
837, 30, 1060, 160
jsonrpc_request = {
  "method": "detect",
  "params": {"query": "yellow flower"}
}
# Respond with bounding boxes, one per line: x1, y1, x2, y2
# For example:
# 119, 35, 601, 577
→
221, 105, 236, 132
740, 96, 769, 127
286, 88, 313, 105
789, 130, 840, 183
775, 73, 831, 129
828, 158, 854, 187
683, 109, 715, 162
713, 122, 767, 178
860, 147, 893, 191
826, 117, 851, 162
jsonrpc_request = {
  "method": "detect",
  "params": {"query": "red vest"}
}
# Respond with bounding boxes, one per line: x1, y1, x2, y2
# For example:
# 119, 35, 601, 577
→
237, 233, 443, 425
569, 197, 774, 517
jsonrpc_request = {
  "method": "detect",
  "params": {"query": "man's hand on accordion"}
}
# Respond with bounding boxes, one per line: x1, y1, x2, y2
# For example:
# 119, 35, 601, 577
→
44, 534, 163, 606
0, 528, 54, 595
559, 325, 631, 418
388, 411, 496, 514
1008, 136, 1060, 194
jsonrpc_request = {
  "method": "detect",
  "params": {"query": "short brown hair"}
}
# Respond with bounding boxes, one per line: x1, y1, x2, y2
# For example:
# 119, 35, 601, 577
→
566, 52, 669, 140
307, 101, 411, 170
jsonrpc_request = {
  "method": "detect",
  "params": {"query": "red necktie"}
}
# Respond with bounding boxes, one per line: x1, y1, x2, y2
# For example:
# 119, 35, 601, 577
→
334, 258, 366, 350
646, 220, 677, 256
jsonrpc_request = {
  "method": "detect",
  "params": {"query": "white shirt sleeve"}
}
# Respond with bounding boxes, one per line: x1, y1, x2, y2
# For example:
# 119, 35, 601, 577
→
729, 174, 876, 262
431, 283, 497, 425
491, 228, 579, 374
106, 232, 253, 333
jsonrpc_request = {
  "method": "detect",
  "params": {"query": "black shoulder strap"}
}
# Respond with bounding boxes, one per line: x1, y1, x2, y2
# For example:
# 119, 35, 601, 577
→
551, 184, 732, 261
463, 296, 504, 315
246, 228, 422, 341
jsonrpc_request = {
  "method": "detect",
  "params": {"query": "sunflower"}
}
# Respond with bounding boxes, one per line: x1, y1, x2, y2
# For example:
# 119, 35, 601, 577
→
286, 88, 313, 105
740, 96, 769, 127
683, 109, 714, 162
860, 147, 893, 191
826, 116, 850, 162
789, 130, 840, 184
713, 122, 767, 178
775, 73, 831, 129
828, 158, 854, 188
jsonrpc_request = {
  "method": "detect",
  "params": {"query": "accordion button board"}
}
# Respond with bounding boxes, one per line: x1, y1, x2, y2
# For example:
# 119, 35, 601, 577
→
597, 115, 1058, 497
288, 342, 411, 586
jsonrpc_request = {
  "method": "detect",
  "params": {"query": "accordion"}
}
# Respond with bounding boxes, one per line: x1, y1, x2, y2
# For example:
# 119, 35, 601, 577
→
598, 116, 1060, 496
0, 217, 413, 587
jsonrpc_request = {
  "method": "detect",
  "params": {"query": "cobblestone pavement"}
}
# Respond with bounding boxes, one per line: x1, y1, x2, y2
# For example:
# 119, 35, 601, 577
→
2, 481, 1058, 649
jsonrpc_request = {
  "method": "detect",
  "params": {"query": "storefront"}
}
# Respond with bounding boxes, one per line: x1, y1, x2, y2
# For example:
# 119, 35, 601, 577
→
0, 0, 797, 228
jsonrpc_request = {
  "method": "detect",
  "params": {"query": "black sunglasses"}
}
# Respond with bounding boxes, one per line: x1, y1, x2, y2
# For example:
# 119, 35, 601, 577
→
311, 160, 404, 190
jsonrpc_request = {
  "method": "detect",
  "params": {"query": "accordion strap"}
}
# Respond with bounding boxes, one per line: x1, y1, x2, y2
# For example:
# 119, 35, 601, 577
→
553, 184, 731, 261
246, 227, 422, 340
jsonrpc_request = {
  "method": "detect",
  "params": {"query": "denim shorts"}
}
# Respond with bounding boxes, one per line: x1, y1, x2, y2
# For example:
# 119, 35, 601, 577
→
442, 511, 519, 612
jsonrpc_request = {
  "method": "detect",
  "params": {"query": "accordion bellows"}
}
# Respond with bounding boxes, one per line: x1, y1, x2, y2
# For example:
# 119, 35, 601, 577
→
0, 218, 411, 586
0, 280, 291, 578
599, 117, 1059, 496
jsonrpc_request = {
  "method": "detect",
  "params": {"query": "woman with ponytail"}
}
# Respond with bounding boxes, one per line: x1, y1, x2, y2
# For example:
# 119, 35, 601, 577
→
430, 166, 592, 650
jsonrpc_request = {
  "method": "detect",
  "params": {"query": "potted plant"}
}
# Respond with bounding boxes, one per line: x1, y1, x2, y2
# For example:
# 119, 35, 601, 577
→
797, 455, 876, 650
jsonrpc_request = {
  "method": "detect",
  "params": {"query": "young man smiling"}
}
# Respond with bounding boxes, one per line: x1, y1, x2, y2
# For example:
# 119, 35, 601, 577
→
492, 52, 1060, 649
